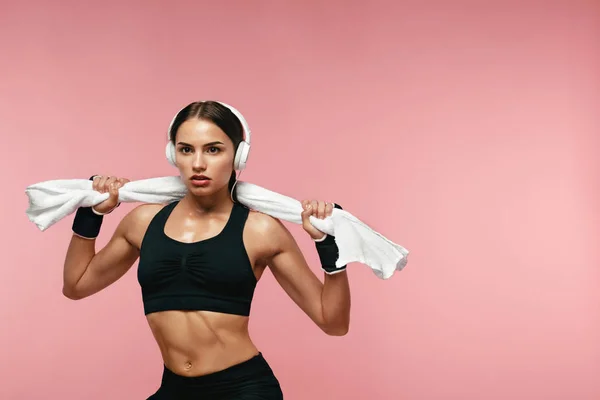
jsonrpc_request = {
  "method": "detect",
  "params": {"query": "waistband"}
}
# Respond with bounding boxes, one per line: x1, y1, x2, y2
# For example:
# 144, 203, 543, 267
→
160, 352, 273, 388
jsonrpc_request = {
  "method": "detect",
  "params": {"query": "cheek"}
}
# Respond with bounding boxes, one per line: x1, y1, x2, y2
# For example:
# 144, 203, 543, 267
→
214, 157, 234, 178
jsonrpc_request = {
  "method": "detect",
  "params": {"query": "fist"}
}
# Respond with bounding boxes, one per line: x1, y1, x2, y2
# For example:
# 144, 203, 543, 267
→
91, 175, 129, 214
301, 199, 334, 240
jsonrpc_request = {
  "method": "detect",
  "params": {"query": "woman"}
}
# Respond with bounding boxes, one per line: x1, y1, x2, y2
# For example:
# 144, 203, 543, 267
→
62, 101, 351, 399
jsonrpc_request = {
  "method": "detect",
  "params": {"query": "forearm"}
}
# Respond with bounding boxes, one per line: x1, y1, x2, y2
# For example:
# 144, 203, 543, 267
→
315, 227, 351, 335
321, 270, 351, 335
63, 235, 96, 295
63, 205, 102, 297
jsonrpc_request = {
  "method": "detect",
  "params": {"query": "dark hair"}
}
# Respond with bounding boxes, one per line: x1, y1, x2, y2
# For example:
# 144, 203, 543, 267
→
169, 101, 244, 200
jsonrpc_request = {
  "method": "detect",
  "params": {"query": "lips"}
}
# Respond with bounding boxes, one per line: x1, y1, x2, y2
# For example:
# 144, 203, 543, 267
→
190, 174, 211, 187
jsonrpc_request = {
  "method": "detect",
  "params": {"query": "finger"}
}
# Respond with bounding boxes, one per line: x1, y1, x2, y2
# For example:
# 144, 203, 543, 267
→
109, 181, 120, 201
99, 176, 110, 193
92, 175, 102, 192
98, 176, 109, 193
301, 199, 309, 210
317, 201, 326, 219
115, 178, 129, 189
325, 202, 334, 217
311, 200, 318, 216
301, 204, 312, 226
105, 176, 117, 192
303, 201, 313, 215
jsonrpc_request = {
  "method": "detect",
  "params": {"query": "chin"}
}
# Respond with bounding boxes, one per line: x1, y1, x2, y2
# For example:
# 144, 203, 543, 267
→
188, 184, 213, 194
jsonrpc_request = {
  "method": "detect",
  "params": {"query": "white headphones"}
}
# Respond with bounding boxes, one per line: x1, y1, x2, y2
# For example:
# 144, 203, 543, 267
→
165, 101, 251, 171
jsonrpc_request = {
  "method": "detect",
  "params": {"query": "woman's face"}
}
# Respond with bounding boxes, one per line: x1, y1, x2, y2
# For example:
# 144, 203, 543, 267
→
174, 118, 235, 196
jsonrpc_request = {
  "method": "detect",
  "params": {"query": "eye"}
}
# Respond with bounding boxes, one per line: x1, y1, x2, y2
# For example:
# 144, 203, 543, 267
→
179, 146, 192, 154
207, 146, 221, 154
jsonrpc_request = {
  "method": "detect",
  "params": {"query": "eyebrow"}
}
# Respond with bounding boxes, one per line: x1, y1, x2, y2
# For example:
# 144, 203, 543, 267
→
176, 141, 225, 147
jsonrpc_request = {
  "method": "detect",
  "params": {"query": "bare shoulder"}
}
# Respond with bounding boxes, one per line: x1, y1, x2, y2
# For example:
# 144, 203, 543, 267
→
246, 209, 286, 236
245, 209, 294, 255
119, 203, 168, 249
126, 203, 166, 223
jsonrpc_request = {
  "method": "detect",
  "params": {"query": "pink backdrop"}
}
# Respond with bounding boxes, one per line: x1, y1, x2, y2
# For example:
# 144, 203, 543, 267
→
2, 1, 599, 399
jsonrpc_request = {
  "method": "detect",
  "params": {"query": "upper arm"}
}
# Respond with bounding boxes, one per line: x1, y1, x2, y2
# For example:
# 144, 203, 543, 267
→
256, 214, 326, 327
71, 204, 159, 299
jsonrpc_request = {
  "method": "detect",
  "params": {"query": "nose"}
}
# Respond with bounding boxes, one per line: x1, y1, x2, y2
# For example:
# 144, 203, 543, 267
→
192, 152, 207, 171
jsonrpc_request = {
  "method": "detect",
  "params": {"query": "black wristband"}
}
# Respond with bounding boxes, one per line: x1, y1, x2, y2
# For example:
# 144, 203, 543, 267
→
72, 175, 104, 239
315, 203, 347, 274
72, 206, 103, 239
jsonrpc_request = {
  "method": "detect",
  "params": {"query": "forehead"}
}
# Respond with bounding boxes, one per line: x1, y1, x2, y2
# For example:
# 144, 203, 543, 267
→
176, 118, 230, 145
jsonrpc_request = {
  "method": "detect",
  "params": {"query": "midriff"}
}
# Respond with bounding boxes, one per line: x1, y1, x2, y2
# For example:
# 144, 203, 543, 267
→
146, 309, 259, 377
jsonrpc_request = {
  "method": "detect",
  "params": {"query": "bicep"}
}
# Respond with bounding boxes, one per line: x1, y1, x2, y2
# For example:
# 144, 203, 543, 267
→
74, 219, 139, 298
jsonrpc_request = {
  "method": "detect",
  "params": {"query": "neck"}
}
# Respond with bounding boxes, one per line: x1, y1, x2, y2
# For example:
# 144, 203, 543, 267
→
181, 186, 234, 215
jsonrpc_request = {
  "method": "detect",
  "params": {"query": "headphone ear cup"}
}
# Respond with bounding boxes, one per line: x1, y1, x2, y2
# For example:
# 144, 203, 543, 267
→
234, 141, 250, 170
166, 142, 177, 167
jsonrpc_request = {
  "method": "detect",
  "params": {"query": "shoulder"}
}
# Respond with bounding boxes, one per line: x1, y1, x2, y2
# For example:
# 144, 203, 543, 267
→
244, 208, 295, 252
122, 203, 166, 226
245, 209, 286, 236
116, 202, 170, 248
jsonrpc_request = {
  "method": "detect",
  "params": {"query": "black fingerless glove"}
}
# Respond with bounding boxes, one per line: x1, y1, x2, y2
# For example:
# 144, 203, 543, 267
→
315, 203, 347, 275
72, 176, 103, 239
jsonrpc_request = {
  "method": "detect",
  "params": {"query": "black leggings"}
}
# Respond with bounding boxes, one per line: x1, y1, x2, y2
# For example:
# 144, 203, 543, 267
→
147, 353, 284, 399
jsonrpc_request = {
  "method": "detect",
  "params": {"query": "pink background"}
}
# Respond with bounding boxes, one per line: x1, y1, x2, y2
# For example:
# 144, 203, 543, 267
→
2, 1, 599, 399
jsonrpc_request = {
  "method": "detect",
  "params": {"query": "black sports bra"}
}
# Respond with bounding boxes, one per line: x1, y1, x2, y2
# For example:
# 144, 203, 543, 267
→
137, 201, 257, 316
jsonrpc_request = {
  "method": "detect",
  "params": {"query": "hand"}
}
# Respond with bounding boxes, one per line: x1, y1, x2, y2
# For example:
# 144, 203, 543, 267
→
301, 199, 334, 240
91, 175, 129, 214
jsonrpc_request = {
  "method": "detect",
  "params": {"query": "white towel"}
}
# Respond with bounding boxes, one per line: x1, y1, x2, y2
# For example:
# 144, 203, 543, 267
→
25, 176, 409, 279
